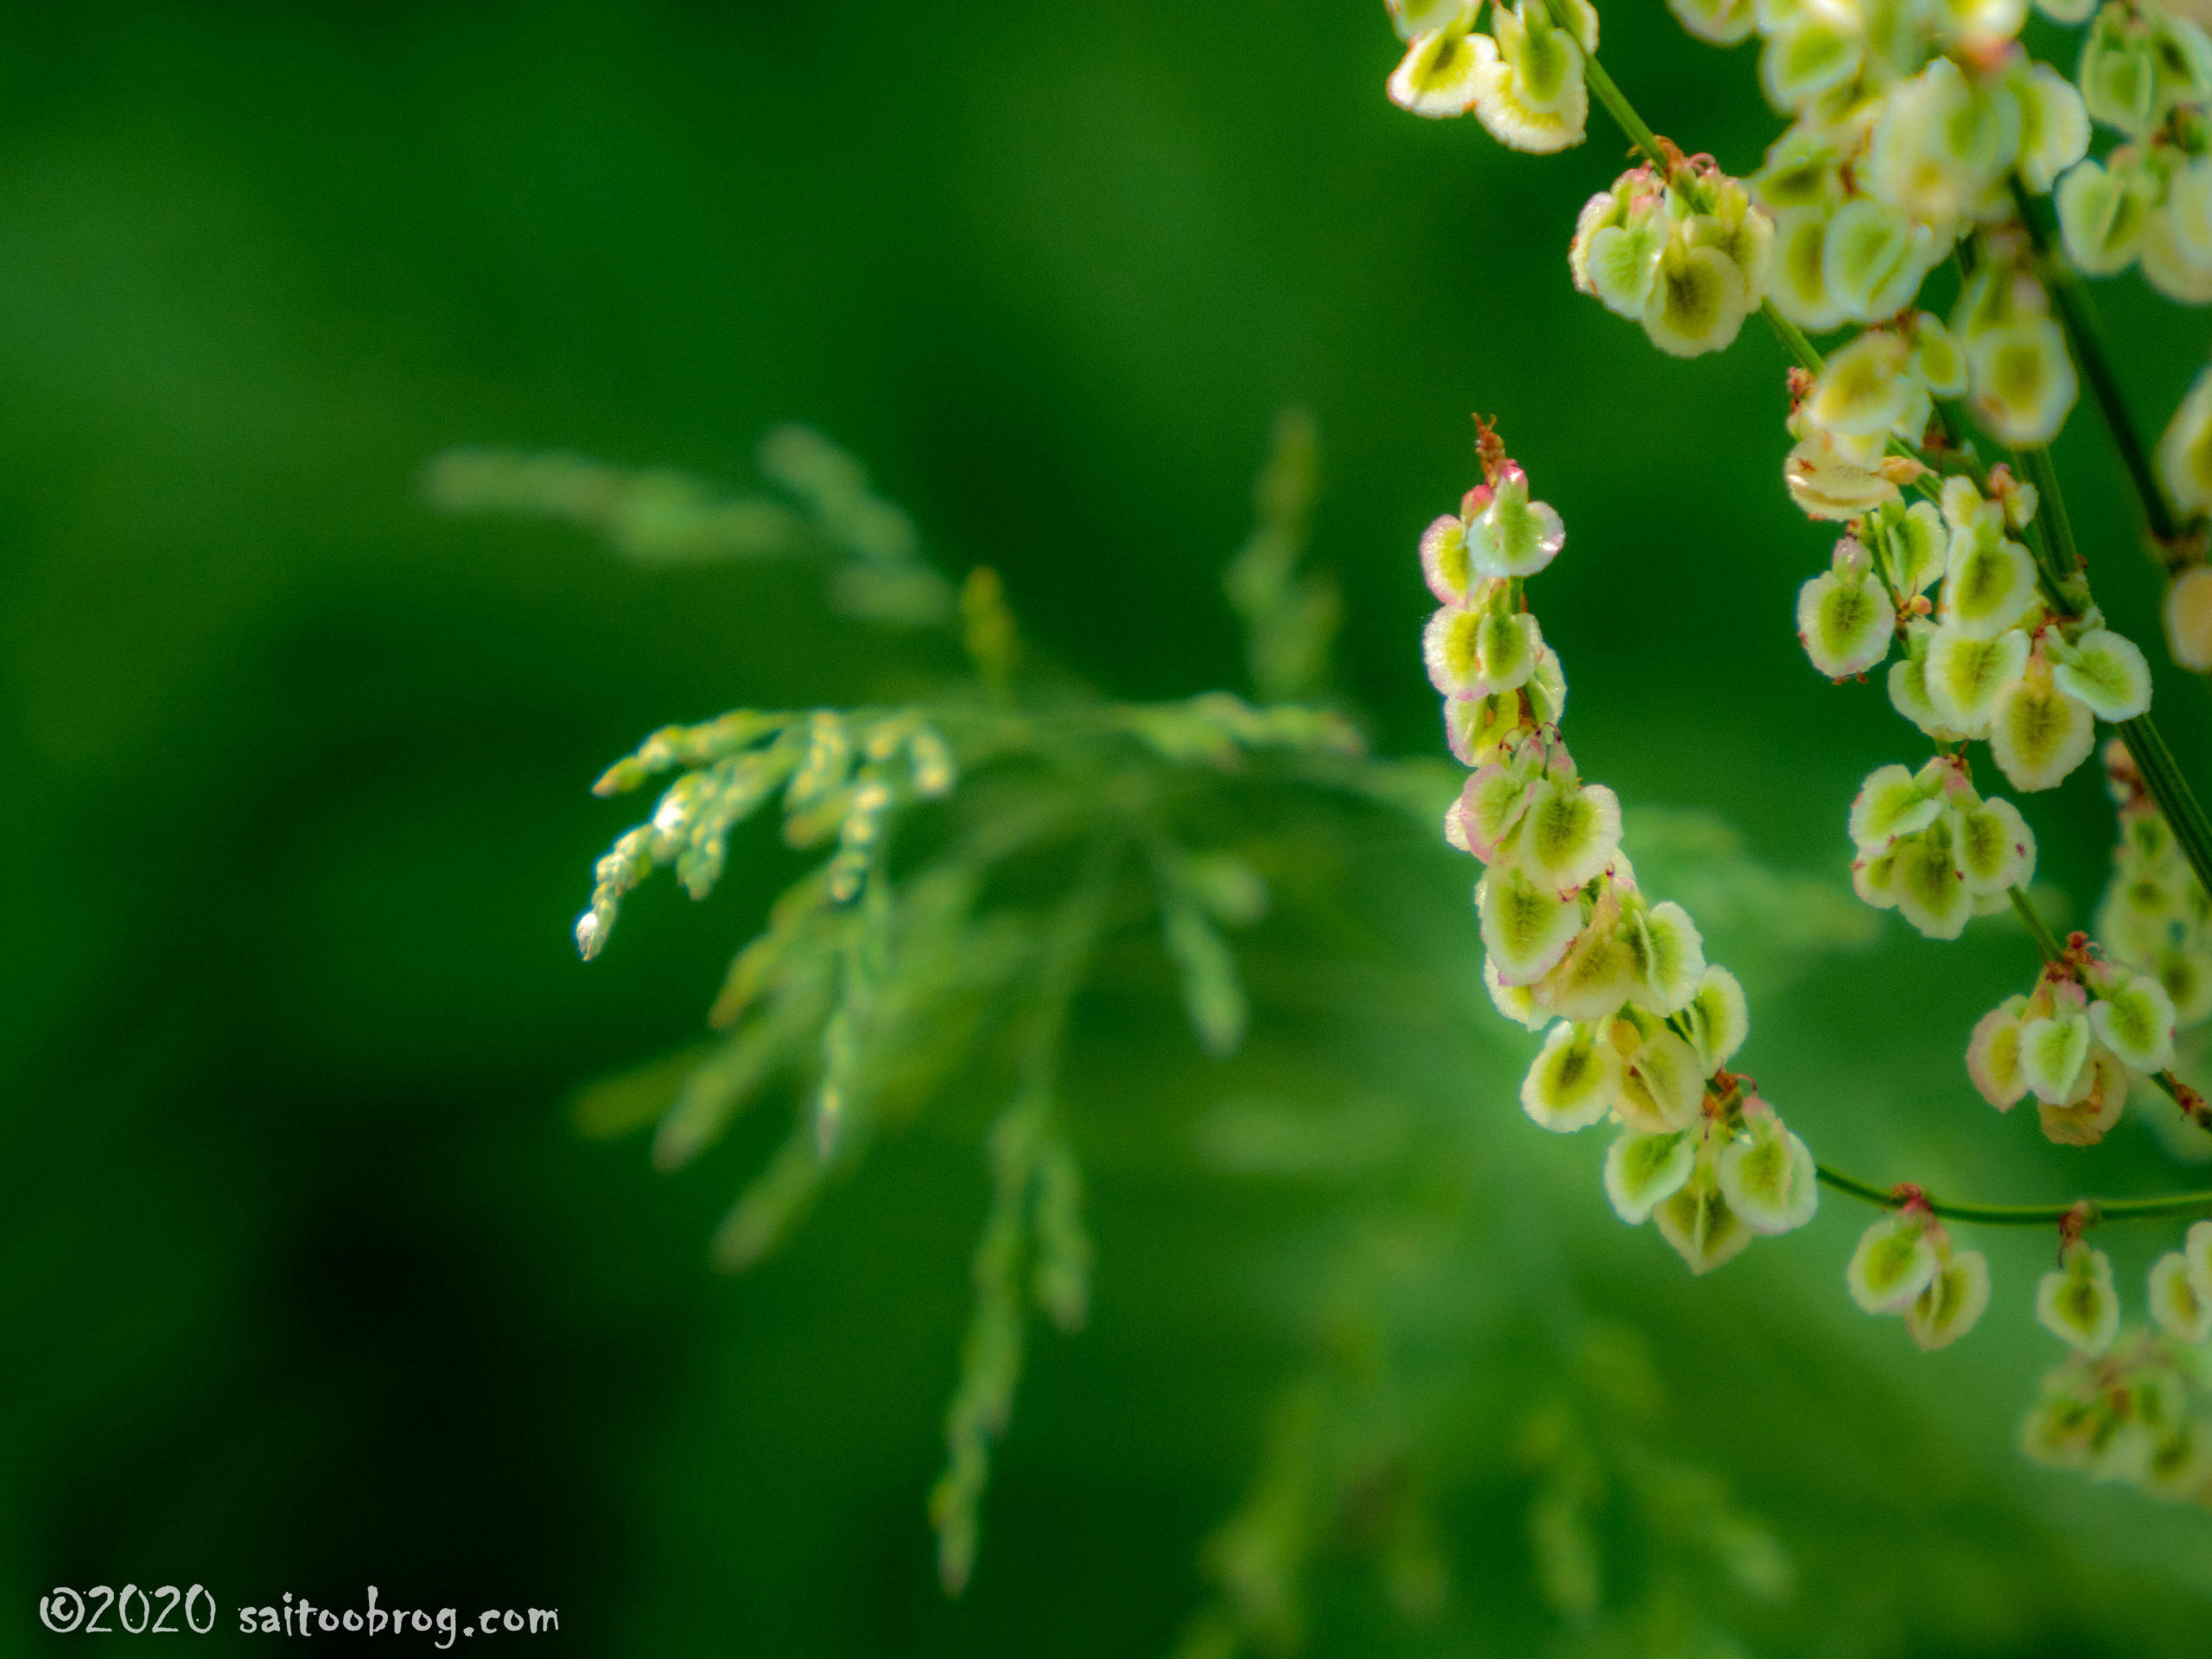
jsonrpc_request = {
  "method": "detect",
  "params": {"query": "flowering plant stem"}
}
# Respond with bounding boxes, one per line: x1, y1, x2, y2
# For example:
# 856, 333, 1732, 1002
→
1814, 1164, 2212, 1226
1560, 9, 2212, 1233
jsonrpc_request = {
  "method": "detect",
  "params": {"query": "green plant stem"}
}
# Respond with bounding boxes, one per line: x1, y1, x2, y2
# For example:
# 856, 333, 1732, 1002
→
2009, 886, 2063, 962
1815, 1163, 2212, 1226
2009, 180, 2185, 547
1569, 38, 2212, 1236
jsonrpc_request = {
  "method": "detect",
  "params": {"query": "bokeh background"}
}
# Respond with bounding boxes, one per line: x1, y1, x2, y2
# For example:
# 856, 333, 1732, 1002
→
10, 2, 2212, 1653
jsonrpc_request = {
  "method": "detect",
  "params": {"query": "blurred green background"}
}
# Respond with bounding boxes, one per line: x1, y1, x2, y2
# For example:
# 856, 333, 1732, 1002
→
10, 2, 2212, 1653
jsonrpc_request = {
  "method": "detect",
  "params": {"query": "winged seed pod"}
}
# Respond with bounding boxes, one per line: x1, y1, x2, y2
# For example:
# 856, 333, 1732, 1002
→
2037, 1242, 2121, 1354
2161, 358, 2212, 516
2150, 1250, 2212, 1344
1568, 162, 1774, 356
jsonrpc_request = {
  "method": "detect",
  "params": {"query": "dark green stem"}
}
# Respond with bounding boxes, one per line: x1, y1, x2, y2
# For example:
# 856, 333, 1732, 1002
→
1816, 1163, 2212, 1226
2009, 886, 2064, 963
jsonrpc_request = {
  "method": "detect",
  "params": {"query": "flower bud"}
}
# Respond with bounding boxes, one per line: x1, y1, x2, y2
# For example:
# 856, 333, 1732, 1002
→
2036, 1241, 2120, 1354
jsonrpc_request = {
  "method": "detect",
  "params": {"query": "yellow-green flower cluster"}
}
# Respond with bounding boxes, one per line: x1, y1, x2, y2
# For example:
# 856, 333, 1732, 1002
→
2024, 1227, 2212, 1505
1845, 1206, 1991, 1349
1569, 160, 1775, 357
2056, 3, 2212, 301
1385, 0, 1600, 153
1422, 442, 1819, 1274
1847, 755, 2037, 938
1966, 950, 2176, 1143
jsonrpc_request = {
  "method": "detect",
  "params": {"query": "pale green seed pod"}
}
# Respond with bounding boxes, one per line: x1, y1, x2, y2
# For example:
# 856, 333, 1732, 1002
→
1604, 1128, 1696, 1224
1485, 954, 1552, 1032
1539, 919, 1640, 1020
1942, 530, 2038, 639
1468, 472, 1567, 577
1522, 1020, 1623, 1132
1955, 797, 2036, 895
1907, 318, 1970, 401
2037, 1047, 2127, 1144
1967, 318, 2078, 445
2185, 1217, 2212, 1307
1585, 214, 1669, 321
1760, 7, 1866, 113
2010, 61, 2091, 194
1520, 779, 1624, 891
2056, 157, 2151, 275
2164, 564, 2212, 671
1668, 0, 1758, 44
1824, 199, 1937, 323
1923, 624, 2030, 732
1387, 22, 1487, 117
1479, 866, 1584, 984
1386, 0, 1477, 41
1848, 762, 1943, 851
1784, 431, 1904, 520
1642, 238, 1751, 357
1796, 566, 1894, 680
2018, 1008, 2093, 1103
1420, 513, 1474, 605
1630, 900, 1707, 1015
1888, 649, 1961, 740
1682, 964, 1751, 1074
2158, 362, 2212, 516
1423, 603, 1542, 698
1767, 207, 1844, 331
1453, 761, 1539, 861
2149, 1251, 2212, 1344
2140, 157, 2212, 304
2081, 8, 2159, 137
1655, 1161, 1753, 1274
1617, 1027, 1707, 1133
2037, 1243, 2120, 1354
1716, 1110, 1818, 1235
1987, 664, 2097, 791
1967, 994, 2031, 1107
2089, 973, 2177, 1072
1907, 1249, 1992, 1351
1808, 331, 1918, 436
1753, 124, 1846, 212
1473, 6, 1590, 154
1847, 1216, 1940, 1313
1891, 823, 1976, 939
1866, 56, 2018, 225
2051, 627, 2151, 721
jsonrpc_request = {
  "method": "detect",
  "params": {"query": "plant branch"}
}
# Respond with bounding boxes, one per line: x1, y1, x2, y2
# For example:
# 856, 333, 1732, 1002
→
1815, 1163, 2212, 1226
